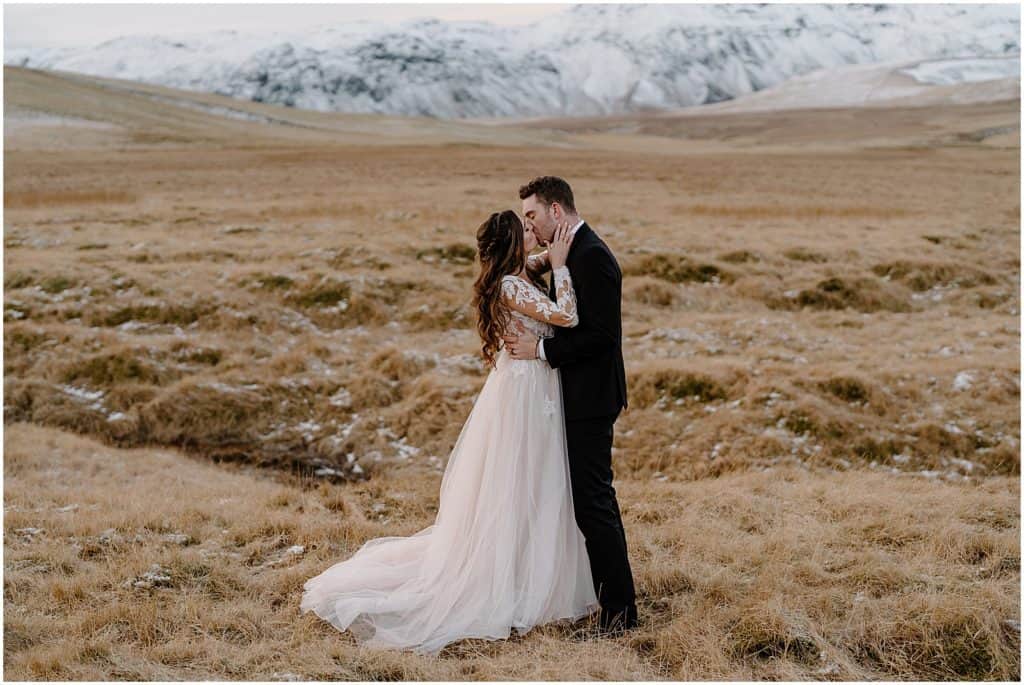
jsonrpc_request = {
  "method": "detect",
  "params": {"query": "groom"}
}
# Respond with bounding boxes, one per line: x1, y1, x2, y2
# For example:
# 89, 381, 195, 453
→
503, 176, 638, 635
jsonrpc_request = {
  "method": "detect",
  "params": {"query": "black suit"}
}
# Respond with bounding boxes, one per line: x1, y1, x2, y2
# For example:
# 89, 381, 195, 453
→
543, 222, 637, 630
544, 224, 628, 421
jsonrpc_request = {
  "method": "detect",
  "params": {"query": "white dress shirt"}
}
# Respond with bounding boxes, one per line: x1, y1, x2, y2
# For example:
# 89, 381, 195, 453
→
538, 218, 584, 362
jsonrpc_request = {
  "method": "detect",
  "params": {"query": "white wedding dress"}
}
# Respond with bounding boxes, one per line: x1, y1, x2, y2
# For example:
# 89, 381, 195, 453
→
300, 262, 599, 656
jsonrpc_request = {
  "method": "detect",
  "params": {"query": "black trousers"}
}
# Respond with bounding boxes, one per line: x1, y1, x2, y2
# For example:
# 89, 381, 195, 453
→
565, 411, 638, 628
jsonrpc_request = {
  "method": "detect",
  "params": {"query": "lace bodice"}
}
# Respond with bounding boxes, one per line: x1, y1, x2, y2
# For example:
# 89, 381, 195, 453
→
499, 265, 578, 340
509, 308, 553, 340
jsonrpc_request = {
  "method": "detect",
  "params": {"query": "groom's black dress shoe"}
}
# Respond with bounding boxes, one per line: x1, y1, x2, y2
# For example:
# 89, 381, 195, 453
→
597, 604, 639, 636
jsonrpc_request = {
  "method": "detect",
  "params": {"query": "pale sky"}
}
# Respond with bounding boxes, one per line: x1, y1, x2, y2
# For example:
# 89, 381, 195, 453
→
4, 2, 572, 49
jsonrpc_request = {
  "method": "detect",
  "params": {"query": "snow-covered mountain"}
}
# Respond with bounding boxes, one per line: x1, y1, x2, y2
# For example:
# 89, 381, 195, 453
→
5, 3, 1020, 119
661, 55, 1022, 115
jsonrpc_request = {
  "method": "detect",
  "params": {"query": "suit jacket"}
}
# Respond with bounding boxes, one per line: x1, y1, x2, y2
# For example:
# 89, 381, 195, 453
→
544, 222, 628, 421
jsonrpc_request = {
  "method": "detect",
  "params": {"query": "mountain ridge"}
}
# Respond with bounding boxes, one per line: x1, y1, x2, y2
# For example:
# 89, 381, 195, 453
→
5, 3, 1020, 119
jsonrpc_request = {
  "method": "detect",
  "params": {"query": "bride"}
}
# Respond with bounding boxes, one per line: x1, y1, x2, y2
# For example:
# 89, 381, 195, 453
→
300, 210, 598, 656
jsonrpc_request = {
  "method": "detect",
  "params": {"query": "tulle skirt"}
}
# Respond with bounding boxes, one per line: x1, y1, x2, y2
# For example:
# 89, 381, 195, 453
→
299, 347, 599, 656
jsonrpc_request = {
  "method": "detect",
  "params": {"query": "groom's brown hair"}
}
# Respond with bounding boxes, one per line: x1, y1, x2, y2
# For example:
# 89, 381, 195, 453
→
518, 176, 576, 214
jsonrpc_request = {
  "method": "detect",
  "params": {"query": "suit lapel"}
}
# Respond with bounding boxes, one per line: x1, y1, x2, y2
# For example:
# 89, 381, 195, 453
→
568, 223, 591, 263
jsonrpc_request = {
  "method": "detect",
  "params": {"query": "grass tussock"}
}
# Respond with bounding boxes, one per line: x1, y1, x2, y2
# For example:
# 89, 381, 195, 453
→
381, 377, 475, 458
871, 259, 998, 291
39, 275, 76, 294
342, 350, 474, 459
334, 293, 393, 327
4, 378, 140, 443
776, 405, 851, 441
5, 270, 38, 289
5, 188, 138, 208
624, 253, 735, 284
817, 376, 869, 403
414, 243, 477, 265
138, 379, 275, 449
124, 377, 365, 476
625, 277, 677, 307
241, 272, 295, 292
4, 301, 36, 322
58, 348, 181, 388
4, 324, 53, 355
717, 249, 762, 264
168, 341, 224, 367
401, 288, 472, 331
102, 382, 161, 414
20, 341, 475, 475
629, 362, 738, 408
366, 276, 421, 305
370, 346, 437, 383
969, 288, 1014, 310
284, 279, 351, 309
782, 247, 829, 263
816, 375, 875, 406
768, 276, 911, 313
88, 301, 218, 328
404, 303, 471, 331
850, 598, 1018, 679
851, 436, 906, 463
345, 371, 402, 410
726, 606, 820, 664
278, 275, 418, 328
327, 245, 393, 271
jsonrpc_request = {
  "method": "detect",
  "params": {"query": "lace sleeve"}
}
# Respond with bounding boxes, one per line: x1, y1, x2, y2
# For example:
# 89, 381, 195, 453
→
526, 250, 551, 279
500, 267, 578, 328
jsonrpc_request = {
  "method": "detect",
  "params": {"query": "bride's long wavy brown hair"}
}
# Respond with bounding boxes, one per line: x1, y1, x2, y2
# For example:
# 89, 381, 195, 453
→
472, 210, 527, 369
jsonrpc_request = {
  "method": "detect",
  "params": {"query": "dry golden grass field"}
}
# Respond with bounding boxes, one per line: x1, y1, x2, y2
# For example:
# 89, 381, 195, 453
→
3, 65, 1021, 680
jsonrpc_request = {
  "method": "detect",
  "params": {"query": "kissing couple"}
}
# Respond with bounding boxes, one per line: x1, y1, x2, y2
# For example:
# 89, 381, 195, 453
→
301, 176, 637, 656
